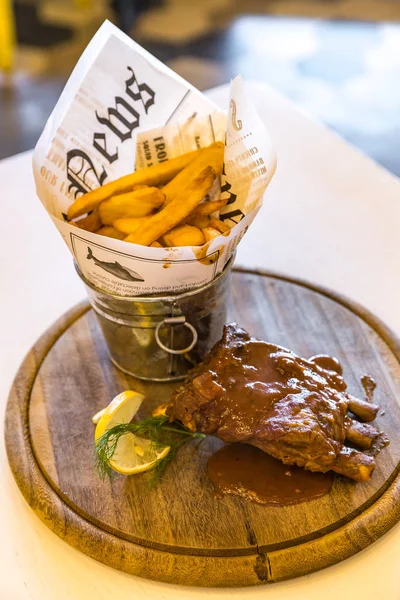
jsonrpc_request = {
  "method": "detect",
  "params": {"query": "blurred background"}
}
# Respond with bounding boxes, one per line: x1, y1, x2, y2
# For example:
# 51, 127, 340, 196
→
0, 0, 399, 175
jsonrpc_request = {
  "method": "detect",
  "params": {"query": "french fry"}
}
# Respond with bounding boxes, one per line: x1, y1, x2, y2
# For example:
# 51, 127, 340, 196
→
161, 225, 205, 247
186, 214, 211, 229
208, 219, 230, 233
150, 241, 163, 248
162, 142, 224, 205
99, 187, 165, 224
125, 167, 216, 246
67, 147, 203, 220
96, 226, 125, 240
202, 227, 221, 242
189, 197, 227, 218
113, 216, 149, 234
74, 211, 101, 232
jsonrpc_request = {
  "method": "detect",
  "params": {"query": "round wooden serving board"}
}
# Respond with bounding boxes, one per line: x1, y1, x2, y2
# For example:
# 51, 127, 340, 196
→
5, 269, 400, 587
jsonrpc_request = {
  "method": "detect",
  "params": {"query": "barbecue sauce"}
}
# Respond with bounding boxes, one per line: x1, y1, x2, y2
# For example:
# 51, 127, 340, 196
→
361, 374, 376, 403
169, 324, 382, 486
208, 443, 334, 506
309, 354, 343, 375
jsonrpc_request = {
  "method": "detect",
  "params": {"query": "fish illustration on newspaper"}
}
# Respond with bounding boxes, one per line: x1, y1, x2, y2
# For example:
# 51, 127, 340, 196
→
87, 247, 144, 282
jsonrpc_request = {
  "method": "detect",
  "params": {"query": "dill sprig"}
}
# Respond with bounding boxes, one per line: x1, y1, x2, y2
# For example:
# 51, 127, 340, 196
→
94, 414, 205, 486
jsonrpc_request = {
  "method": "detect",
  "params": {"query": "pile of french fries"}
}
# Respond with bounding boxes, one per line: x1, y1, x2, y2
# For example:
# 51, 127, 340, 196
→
67, 142, 231, 248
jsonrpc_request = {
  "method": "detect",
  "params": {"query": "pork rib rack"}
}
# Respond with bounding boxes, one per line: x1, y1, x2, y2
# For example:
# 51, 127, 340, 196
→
166, 324, 388, 482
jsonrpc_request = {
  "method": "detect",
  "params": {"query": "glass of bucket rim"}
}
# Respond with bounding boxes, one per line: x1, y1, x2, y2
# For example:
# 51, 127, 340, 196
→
74, 254, 234, 381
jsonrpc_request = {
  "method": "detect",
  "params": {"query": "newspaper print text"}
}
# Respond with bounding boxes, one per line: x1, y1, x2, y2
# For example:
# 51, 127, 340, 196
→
66, 68, 156, 198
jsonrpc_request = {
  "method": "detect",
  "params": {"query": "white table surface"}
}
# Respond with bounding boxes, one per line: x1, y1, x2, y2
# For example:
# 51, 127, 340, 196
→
1, 82, 400, 600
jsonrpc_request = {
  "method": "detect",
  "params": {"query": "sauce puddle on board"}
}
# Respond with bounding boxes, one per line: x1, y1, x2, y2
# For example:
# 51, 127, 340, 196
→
208, 444, 334, 506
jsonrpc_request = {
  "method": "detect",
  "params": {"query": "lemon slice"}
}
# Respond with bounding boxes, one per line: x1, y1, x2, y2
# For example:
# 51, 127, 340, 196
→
92, 407, 106, 425
94, 390, 170, 475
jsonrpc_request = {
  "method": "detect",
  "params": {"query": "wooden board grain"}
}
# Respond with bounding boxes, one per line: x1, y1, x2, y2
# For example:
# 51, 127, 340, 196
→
5, 270, 400, 587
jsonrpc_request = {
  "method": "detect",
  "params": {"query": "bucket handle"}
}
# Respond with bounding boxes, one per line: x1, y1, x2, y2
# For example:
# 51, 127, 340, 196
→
155, 316, 198, 355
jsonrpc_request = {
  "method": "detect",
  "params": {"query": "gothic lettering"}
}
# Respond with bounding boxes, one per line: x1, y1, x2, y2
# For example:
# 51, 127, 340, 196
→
219, 209, 244, 225
93, 133, 119, 163
66, 149, 107, 198
96, 97, 140, 142
125, 66, 156, 114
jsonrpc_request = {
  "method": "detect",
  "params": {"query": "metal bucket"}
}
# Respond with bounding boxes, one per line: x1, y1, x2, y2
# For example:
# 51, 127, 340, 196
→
75, 256, 234, 381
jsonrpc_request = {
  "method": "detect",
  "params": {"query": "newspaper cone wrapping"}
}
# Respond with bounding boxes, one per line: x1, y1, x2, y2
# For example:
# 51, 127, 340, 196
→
33, 21, 276, 296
